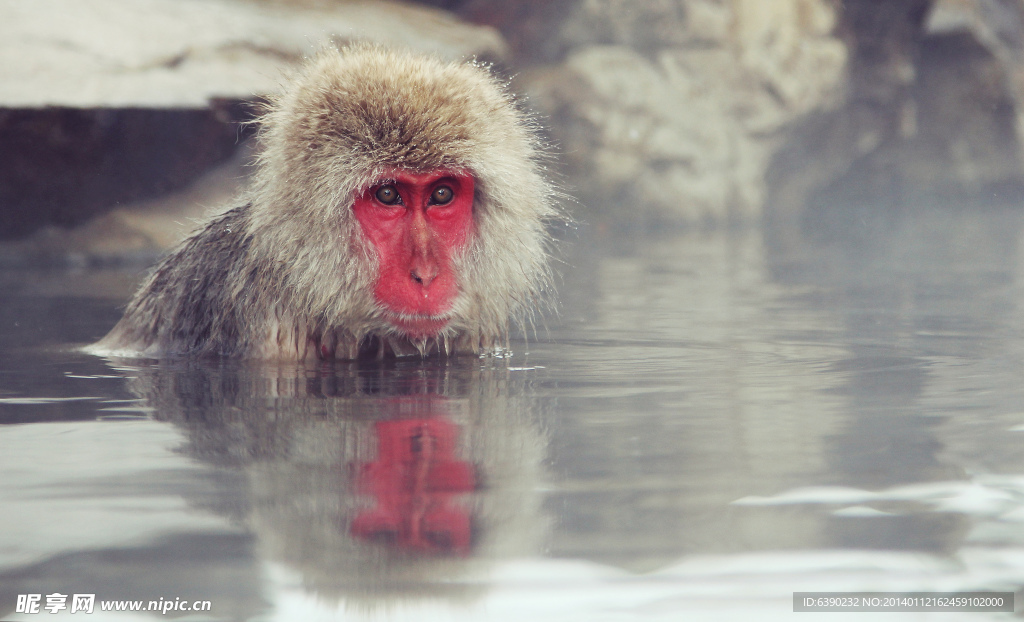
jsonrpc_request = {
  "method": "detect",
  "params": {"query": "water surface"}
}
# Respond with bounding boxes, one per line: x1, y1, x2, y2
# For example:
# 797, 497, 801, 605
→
3, 208, 1024, 620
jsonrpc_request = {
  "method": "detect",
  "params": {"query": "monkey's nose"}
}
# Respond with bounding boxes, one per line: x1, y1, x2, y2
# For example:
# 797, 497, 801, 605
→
411, 266, 439, 287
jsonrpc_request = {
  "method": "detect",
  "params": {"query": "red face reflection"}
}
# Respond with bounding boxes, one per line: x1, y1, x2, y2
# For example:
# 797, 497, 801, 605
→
350, 417, 476, 555
352, 170, 475, 338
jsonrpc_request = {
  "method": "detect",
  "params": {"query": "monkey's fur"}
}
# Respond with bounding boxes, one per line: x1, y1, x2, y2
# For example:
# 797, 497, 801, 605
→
90, 45, 560, 361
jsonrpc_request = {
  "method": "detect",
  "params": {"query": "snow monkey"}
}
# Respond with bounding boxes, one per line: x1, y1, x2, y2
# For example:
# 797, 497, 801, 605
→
90, 44, 561, 361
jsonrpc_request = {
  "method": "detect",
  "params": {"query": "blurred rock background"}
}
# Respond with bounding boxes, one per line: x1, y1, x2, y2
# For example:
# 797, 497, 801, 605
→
3, 0, 1024, 263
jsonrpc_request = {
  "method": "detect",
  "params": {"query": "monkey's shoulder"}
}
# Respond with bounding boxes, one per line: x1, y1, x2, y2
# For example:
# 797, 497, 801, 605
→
106, 205, 262, 356
170, 205, 252, 264
143, 205, 255, 292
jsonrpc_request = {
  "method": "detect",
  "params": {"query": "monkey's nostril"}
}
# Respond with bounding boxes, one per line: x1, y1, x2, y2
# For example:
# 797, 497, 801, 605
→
411, 269, 439, 287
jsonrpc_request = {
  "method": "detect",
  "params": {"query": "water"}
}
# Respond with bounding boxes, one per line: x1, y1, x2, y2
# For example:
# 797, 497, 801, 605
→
3, 207, 1024, 620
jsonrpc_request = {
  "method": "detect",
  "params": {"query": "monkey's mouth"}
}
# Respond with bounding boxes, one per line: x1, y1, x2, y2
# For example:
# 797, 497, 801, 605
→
385, 312, 451, 338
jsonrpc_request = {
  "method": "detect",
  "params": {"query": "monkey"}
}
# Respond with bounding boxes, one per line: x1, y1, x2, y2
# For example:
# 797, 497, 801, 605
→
88, 44, 561, 361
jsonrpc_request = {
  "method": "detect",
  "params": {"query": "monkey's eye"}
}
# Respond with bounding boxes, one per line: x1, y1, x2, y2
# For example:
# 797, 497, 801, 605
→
430, 185, 454, 205
375, 185, 401, 205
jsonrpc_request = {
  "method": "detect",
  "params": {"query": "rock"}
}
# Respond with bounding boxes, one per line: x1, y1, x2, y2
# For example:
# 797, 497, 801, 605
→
0, 0, 507, 244
765, 0, 936, 228
426, 0, 576, 64
0, 0, 507, 108
0, 146, 251, 268
766, 0, 1024, 237
521, 0, 846, 225
461, 0, 1024, 228
926, 0, 1024, 158
0, 105, 248, 240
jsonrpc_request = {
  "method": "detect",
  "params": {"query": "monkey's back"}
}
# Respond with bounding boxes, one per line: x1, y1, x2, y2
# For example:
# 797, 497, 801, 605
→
93, 206, 275, 358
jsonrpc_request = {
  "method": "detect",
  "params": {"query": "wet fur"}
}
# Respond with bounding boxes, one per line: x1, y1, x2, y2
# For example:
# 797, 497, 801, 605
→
90, 44, 560, 361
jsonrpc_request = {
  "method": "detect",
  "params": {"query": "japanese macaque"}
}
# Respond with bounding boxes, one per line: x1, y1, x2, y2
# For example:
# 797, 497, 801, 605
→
90, 44, 560, 361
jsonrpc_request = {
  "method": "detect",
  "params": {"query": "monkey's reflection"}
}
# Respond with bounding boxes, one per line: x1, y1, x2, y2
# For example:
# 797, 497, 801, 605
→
114, 359, 548, 601
352, 414, 476, 555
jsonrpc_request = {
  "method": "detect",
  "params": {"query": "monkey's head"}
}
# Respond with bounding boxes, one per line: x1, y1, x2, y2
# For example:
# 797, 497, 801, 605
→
249, 44, 560, 356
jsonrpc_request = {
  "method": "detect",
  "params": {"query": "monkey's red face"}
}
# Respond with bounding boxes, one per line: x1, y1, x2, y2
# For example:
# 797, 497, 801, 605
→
352, 170, 475, 338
